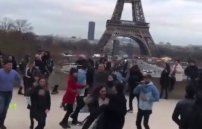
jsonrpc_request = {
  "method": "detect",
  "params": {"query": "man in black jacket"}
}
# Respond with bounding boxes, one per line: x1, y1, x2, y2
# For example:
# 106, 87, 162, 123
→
187, 90, 202, 129
185, 60, 198, 87
172, 86, 195, 129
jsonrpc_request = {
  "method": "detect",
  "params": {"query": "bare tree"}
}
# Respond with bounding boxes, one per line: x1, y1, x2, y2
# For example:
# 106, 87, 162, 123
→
0, 17, 14, 31
13, 19, 33, 33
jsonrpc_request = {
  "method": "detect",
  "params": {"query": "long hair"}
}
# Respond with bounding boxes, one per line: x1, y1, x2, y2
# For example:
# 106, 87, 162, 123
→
37, 76, 48, 89
90, 85, 107, 99
68, 68, 77, 80
130, 65, 140, 74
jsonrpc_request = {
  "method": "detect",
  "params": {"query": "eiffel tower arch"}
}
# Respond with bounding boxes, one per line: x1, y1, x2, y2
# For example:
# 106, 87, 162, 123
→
97, 0, 156, 56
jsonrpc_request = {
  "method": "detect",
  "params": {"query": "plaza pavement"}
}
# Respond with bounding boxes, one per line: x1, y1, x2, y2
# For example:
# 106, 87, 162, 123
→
5, 89, 178, 129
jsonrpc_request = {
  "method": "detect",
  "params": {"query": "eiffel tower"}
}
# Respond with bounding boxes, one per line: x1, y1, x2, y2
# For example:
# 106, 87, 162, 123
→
97, 0, 156, 55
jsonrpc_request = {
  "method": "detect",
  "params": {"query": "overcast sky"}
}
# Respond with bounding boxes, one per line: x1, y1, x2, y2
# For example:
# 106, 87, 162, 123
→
0, 0, 202, 45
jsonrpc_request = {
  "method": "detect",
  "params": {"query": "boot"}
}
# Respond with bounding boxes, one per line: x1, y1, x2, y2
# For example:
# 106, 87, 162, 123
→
18, 86, 24, 95
51, 85, 59, 95
59, 121, 70, 129
29, 112, 34, 129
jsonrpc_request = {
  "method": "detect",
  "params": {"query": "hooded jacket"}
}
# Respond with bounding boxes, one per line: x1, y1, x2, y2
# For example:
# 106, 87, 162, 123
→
134, 82, 160, 110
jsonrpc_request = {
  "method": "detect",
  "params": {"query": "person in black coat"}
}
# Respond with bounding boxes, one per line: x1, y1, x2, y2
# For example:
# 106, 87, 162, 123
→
8, 56, 17, 70
97, 83, 127, 129
128, 65, 143, 112
185, 60, 198, 87
172, 85, 195, 129
23, 63, 37, 96
34, 55, 46, 76
41, 51, 54, 75
187, 90, 202, 129
30, 77, 51, 129
82, 86, 109, 129
160, 63, 171, 99
86, 61, 95, 90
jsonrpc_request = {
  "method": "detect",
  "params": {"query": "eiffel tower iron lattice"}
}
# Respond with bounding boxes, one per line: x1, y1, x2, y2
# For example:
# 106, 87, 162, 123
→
97, 0, 156, 55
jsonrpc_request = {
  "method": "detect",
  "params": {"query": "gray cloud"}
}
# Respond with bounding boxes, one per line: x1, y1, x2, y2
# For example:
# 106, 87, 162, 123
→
0, 0, 202, 45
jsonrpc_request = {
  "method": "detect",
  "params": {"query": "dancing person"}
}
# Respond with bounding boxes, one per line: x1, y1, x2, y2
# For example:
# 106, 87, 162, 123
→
96, 83, 127, 129
82, 86, 109, 129
106, 74, 118, 95
127, 65, 143, 112
59, 68, 80, 128
172, 86, 195, 129
30, 77, 51, 129
71, 65, 87, 125
93, 64, 109, 87
160, 63, 171, 99
134, 74, 160, 129
0, 59, 21, 129
23, 63, 38, 129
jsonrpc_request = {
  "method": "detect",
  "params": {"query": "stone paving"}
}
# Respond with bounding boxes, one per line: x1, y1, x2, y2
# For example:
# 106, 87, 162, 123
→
5, 89, 178, 129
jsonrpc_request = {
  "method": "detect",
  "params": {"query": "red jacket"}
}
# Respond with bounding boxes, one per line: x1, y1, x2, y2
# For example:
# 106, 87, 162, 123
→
62, 76, 79, 104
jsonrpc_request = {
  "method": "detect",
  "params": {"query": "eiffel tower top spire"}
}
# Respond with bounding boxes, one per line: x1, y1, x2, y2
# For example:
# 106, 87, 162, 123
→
111, 0, 146, 23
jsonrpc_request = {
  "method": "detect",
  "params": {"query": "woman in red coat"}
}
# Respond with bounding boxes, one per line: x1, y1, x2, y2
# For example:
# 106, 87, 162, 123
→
59, 68, 80, 128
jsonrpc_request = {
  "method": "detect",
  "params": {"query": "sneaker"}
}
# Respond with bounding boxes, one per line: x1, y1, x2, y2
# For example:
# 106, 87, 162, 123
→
127, 109, 133, 113
0, 125, 7, 129
59, 122, 70, 129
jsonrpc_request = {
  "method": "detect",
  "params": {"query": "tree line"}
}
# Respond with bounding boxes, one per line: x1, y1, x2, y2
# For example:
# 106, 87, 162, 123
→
0, 17, 202, 66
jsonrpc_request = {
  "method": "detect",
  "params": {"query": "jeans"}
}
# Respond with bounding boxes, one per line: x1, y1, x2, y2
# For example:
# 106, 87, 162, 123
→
71, 96, 85, 123
0, 91, 12, 126
136, 109, 152, 129
129, 88, 138, 110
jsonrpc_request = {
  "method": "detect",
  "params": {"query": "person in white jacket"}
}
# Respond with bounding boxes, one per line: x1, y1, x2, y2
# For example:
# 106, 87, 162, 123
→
170, 60, 184, 91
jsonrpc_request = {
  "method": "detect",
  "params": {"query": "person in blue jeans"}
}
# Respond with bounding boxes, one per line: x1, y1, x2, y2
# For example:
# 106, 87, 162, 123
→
134, 74, 159, 129
0, 59, 21, 129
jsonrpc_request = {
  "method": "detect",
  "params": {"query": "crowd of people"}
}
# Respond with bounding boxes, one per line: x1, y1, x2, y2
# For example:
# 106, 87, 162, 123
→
0, 51, 202, 129
0, 50, 54, 129
58, 56, 161, 129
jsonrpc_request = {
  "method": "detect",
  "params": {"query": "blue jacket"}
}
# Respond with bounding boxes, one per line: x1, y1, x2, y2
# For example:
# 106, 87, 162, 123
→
77, 69, 87, 86
114, 71, 125, 83
133, 82, 159, 110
